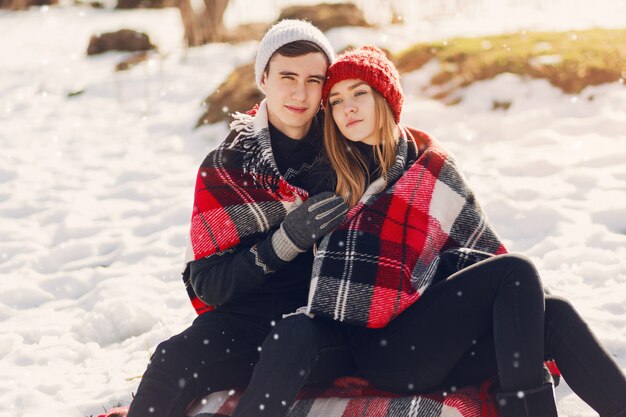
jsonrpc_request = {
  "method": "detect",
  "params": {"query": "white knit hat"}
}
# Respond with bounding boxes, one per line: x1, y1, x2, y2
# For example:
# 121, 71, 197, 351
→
255, 19, 334, 92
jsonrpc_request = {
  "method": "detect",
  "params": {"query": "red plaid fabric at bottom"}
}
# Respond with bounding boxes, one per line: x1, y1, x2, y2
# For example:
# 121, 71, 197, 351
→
185, 377, 500, 417
96, 377, 501, 417
98, 363, 560, 417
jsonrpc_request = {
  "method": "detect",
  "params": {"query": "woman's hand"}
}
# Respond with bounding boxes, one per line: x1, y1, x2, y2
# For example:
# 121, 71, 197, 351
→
271, 192, 348, 261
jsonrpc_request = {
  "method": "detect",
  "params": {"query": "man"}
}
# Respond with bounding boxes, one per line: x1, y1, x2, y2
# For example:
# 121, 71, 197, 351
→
125, 20, 348, 417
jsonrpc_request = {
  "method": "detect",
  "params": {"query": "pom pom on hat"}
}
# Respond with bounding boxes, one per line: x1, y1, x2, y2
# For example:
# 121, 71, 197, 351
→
322, 45, 403, 123
255, 19, 334, 92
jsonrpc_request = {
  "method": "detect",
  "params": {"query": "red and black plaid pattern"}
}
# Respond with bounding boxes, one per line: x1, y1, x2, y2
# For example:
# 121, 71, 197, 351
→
185, 376, 499, 417
183, 101, 309, 314
308, 127, 507, 328
101, 367, 562, 417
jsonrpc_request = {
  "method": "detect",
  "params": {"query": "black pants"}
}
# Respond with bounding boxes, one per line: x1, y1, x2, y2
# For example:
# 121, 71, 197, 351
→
127, 309, 282, 417
232, 254, 626, 417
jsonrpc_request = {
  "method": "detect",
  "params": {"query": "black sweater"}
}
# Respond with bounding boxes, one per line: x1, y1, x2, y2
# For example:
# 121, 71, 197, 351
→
187, 116, 324, 317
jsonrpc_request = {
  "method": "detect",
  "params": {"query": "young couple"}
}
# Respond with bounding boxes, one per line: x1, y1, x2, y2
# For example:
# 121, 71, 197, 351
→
124, 20, 626, 417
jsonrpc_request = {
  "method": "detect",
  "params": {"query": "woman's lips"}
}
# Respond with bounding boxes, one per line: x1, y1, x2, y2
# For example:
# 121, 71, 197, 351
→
285, 105, 307, 114
346, 119, 362, 127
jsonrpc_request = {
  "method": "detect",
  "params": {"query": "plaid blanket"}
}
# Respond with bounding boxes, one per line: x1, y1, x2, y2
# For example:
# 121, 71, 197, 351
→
100, 365, 562, 417
185, 376, 500, 417
184, 365, 560, 417
307, 127, 507, 328
182, 100, 312, 315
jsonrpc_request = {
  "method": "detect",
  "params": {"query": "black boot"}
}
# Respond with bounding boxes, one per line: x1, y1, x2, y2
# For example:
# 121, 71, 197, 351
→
496, 383, 558, 417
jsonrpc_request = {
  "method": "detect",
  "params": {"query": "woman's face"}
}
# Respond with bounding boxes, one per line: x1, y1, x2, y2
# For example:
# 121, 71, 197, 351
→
328, 79, 378, 146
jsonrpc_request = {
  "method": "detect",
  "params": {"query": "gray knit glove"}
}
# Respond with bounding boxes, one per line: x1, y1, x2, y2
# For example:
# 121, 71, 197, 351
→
272, 192, 348, 262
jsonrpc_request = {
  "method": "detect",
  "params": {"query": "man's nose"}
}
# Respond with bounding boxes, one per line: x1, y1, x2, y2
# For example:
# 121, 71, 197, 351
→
291, 82, 307, 101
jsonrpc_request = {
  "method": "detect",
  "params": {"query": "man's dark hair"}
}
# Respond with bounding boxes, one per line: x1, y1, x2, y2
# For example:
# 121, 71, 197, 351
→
264, 40, 330, 74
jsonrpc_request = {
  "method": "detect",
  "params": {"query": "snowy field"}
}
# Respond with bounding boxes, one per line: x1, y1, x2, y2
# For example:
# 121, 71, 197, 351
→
1, 2, 625, 416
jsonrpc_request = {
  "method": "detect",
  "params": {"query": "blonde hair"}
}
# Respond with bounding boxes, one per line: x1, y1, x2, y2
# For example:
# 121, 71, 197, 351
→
324, 89, 398, 208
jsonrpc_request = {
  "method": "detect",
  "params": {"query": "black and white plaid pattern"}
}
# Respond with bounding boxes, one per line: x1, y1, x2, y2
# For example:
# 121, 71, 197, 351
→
307, 127, 507, 328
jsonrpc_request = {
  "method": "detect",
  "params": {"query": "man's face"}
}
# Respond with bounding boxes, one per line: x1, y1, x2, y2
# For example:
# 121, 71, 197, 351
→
261, 52, 328, 140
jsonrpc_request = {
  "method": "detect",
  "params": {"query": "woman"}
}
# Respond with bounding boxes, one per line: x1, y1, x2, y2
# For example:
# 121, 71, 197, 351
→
232, 46, 626, 417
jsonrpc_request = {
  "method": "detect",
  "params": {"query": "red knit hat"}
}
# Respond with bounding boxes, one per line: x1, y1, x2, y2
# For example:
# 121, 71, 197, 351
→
322, 45, 403, 123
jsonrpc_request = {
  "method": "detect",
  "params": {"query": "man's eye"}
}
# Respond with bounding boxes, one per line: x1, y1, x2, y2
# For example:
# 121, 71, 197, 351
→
308, 79, 321, 84
282, 76, 295, 80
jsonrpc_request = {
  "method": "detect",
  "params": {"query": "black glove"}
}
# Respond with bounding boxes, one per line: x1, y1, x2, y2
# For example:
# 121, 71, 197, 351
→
272, 192, 348, 262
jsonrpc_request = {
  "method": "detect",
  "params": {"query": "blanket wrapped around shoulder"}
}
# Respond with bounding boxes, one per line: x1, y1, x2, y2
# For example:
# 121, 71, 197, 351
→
183, 100, 310, 315
307, 127, 507, 328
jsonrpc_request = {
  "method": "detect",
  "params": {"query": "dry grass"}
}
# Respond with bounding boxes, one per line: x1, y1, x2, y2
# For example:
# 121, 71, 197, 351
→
394, 28, 626, 101
196, 63, 263, 127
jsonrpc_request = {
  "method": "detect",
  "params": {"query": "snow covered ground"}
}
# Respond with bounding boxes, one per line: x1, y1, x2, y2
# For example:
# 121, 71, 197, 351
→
1, 2, 625, 417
